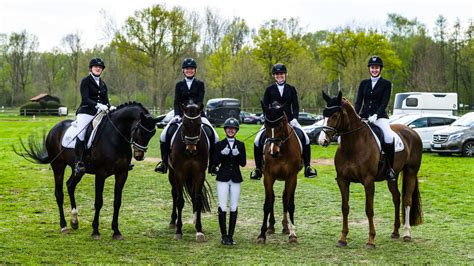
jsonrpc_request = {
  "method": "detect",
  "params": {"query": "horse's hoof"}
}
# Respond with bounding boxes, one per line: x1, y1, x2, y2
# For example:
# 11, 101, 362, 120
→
196, 232, 206, 242
169, 223, 176, 229
336, 240, 347, 247
403, 236, 412, 242
70, 220, 79, 230
266, 228, 275, 235
366, 243, 376, 249
256, 237, 266, 244
391, 232, 400, 239
113, 234, 124, 240
175, 234, 183, 240
289, 235, 298, 244
60, 227, 70, 234
91, 233, 101, 240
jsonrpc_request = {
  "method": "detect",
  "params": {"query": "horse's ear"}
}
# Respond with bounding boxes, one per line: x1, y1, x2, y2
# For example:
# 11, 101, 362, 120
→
337, 90, 343, 102
322, 90, 331, 103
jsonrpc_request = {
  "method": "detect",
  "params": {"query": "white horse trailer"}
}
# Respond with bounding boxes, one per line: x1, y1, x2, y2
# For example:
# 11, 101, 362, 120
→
393, 92, 458, 116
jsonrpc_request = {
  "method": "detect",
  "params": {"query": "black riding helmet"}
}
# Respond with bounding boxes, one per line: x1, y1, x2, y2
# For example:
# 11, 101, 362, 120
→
182, 58, 197, 69
89, 57, 106, 69
367, 56, 383, 67
223, 117, 239, 131
272, 63, 287, 74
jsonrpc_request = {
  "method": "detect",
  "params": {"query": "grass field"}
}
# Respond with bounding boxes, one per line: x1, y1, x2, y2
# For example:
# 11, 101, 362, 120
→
0, 115, 473, 264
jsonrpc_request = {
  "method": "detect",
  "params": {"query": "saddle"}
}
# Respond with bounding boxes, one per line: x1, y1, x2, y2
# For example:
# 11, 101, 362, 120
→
61, 112, 106, 149
366, 122, 405, 153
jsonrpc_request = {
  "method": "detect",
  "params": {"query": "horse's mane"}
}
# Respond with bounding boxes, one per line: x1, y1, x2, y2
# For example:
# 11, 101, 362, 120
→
109, 101, 149, 115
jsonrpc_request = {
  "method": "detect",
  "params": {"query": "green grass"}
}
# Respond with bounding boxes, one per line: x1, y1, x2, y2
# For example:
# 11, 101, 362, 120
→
0, 116, 473, 264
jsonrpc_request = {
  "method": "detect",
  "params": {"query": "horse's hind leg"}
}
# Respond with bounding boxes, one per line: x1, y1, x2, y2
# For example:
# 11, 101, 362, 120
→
336, 177, 350, 247
193, 192, 205, 242
91, 176, 106, 240
363, 180, 376, 249
387, 180, 401, 239
257, 178, 275, 244
175, 187, 185, 240
52, 162, 68, 233
169, 174, 177, 228
66, 170, 84, 230
111, 172, 128, 240
283, 177, 297, 243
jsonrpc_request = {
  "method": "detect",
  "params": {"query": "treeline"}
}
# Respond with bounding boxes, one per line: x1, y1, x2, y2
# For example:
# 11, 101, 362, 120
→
0, 4, 472, 114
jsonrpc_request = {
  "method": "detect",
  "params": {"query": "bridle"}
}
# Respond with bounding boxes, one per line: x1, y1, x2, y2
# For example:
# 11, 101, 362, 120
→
264, 114, 295, 147
181, 112, 202, 145
322, 104, 366, 138
107, 112, 156, 152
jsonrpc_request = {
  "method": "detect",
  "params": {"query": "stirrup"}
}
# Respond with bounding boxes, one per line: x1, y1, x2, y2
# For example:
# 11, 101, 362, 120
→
154, 161, 168, 174
304, 166, 317, 178
74, 162, 85, 176
250, 168, 262, 180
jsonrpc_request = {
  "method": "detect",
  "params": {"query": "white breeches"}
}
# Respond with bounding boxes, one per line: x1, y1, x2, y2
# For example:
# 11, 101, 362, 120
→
374, 118, 397, 143
217, 180, 241, 212
160, 117, 219, 143
76, 113, 95, 141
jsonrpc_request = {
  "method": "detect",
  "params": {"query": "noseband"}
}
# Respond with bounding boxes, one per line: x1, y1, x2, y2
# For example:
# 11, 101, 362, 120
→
182, 113, 202, 145
264, 115, 294, 146
131, 121, 156, 152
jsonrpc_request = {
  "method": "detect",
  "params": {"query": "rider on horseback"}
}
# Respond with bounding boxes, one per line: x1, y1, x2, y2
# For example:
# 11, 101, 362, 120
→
250, 63, 317, 179
155, 58, 219, 174
74, 57, 115, 176
354, 55, 397, 182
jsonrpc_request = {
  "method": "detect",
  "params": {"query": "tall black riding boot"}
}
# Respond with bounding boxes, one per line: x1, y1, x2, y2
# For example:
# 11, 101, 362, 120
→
208, 138, 218, 176
250, 144, 263, 180
218, 208, 230, 245
303, 143, 317, 178
155, 141, 169, 174
228, 210, 238, 245
74, 139, 86, 176
385, 141, 396, 182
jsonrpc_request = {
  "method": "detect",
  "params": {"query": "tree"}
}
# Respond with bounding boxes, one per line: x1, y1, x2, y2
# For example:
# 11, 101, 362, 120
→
61, 33, 82, 107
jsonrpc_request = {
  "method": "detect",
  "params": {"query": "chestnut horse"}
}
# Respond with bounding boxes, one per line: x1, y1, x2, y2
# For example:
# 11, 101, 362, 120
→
167, 101, 212, 242
319, 91, 423, 248
257, 101, 302, 244
14, 102, 158, 240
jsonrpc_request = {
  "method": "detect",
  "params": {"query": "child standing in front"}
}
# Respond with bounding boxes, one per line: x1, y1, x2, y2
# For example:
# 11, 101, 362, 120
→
213, 117, 246, 245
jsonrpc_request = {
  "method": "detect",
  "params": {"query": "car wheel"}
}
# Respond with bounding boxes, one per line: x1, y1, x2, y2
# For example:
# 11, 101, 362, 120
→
462, 141, 474, 157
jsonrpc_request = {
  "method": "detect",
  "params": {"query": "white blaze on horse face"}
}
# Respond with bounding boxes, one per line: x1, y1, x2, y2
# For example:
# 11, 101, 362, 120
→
270, 128, 275, 155
318, 118, 329, 146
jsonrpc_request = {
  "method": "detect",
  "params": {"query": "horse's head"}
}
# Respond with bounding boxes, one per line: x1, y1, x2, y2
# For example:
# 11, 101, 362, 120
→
131, 112, 158, 160
180, 101, 203, 155
261, 100, 289, 157
319, 90, 353, 146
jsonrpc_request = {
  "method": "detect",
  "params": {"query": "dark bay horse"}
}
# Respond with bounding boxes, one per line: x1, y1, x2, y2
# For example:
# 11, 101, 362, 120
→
257, 101, 302, 244
167, 101, 212, 242
319, 91, 423, 248
14, 102, 158, 240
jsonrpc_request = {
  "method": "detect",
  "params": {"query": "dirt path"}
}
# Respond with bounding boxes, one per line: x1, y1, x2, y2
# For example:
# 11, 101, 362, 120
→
144, 157, 334, 168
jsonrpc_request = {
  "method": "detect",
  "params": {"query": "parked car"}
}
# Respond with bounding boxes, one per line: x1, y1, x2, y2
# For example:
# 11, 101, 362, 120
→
240, 111, 261, 124
297, 112, 321, 125
302, 119, 338, 144
431, 112, 474, 157
206, 98, 241, 126
390, 113, 459, 151
156, 110, 174, 128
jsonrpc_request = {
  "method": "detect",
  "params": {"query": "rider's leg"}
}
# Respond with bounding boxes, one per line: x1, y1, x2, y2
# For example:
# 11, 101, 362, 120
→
375, 118, 397, 181
250, 128, 264, 180
293, 123, 317, 178
155, 122, 172, 173
201, 117, 219, 175
74, 114, 94, 176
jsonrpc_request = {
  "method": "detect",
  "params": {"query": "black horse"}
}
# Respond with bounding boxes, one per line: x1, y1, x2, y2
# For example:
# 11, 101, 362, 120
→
14, 102, 158, 240
167, 101, 212, 242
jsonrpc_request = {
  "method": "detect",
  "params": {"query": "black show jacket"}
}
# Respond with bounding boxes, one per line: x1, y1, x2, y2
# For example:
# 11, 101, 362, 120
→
213, 138, 246, 183
262, 83, 299, 121
173, 78, 205, 117
354, 77, 392, 119
76, 74, 110, 115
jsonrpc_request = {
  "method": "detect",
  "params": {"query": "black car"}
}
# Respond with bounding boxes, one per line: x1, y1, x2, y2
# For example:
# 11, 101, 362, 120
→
297, 112, 321, 125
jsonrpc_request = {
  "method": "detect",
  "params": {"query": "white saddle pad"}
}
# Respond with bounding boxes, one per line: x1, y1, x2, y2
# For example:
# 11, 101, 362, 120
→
367, 123, 405, 153
61, 113, 104, 149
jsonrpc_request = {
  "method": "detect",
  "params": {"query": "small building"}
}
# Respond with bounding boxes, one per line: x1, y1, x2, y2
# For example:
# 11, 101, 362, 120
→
30, 93, 60, 103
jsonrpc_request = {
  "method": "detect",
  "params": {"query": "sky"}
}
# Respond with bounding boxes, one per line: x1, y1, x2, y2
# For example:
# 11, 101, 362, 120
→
1, 0, 473, 52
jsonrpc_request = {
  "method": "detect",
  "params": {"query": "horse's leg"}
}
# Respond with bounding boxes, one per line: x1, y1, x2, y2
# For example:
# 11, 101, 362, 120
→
111, 172, 128, 240
193, 179, 206, 242
401, 169, 419, 242
257, 177, 275, 244
336, 177, 350, 247
169, 174, 178, 229
66, 170, 84, 230
267, 199, 275, 234
363, 180, 376, 249
91, 175, 106, 240
387, 180, 401, 239
52, 162, 68, 233
175, 185, 185, 240
286, 176, 297, 243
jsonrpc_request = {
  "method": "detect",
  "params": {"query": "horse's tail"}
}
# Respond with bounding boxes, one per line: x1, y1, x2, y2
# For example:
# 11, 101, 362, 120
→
183, 178, 213, 213
402, 172, 423, 226
13, 133, 50, 164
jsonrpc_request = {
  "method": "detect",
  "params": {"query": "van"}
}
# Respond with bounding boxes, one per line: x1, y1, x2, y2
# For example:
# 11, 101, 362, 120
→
206, 98, 241, 126
393, 92, 458, 116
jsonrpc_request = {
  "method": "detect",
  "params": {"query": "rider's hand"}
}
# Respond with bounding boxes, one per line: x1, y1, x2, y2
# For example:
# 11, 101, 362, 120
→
221, 147, 230, 155
368, 114, 378, 123
96, 103, 108, 112
231, 146, 240, 156
109, 105, 116, 111
290, 118, 299, 127
170, 115, 182, 123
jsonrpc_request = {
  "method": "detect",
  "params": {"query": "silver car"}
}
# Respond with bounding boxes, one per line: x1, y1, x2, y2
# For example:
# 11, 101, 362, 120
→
431, 112, 474, 157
